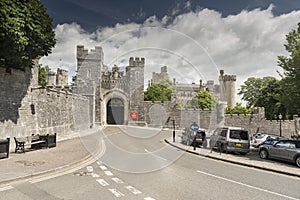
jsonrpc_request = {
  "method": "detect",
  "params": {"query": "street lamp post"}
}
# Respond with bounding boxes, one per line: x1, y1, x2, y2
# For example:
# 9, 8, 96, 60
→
279, 113, 282, 137
172, 119, 175, 142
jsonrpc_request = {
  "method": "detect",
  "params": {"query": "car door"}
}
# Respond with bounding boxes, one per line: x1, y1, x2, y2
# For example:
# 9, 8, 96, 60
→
269, 141, 291, 160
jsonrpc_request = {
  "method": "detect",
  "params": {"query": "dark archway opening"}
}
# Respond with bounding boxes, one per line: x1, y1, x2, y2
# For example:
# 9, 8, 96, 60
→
107, 98, 124, 124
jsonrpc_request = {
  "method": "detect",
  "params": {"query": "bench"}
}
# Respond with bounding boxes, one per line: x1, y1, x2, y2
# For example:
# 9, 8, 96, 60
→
14, 135, 46, 153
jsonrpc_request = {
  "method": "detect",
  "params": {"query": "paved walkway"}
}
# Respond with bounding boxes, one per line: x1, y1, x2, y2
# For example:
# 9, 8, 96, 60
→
0, 127, 102, 186
166, 134, 300, 177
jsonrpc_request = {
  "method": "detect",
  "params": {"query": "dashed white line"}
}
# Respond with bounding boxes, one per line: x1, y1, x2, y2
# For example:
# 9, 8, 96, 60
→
108, 188, 125, 197
96, 179, 109, 187
112, 177, 124, 184
99, 165, 108, 170
91, 173, 100, 178
144, 197, 156, 200
96, 161, 102, 165
125, 186, 142, 194
196, 170, 299, 200
86, 166, 93, 172
104, 171, 114, 176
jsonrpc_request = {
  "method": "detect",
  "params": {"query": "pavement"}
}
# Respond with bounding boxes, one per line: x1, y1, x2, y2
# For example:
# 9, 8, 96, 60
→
0, 127, 103, 186
165, 133, 300, 178
1, 127, 299, 188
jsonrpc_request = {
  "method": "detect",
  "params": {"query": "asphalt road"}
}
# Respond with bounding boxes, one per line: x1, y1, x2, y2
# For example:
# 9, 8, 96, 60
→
1, 126, 299, 200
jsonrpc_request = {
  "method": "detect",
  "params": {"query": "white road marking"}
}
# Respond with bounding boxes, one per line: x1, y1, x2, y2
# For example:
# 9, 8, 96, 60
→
99, 165, 107, 170
16, 139, 107, 185
0, 185, 13, 192
96, 161, 102, 165
144, 149, 167, 161
96, 179, 109, 186
196, 170, 299, 200
112, 177, 124, 184
144, 197, 156, 200
91, 173, 100, 178
86, 166, 93, 172
108, 189, 125, 197
125, 186, 142, 194
104, 171, 114, 176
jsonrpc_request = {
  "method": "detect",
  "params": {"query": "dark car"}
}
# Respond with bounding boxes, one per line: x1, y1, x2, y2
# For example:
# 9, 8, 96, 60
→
182, 129, 206, 147
259, 140, 300, 168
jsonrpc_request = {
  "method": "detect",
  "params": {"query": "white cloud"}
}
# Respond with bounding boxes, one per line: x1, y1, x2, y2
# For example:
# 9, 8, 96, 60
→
40, 6, 300, 103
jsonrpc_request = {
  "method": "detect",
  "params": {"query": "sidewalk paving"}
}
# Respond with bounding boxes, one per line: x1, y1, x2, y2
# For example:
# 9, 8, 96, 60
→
166, 134, 300, 177
0, 128, 102, 186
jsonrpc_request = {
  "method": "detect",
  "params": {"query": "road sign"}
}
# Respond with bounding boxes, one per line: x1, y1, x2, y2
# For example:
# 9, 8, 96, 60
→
130, 111, 138, 120
190, 122, 199, 131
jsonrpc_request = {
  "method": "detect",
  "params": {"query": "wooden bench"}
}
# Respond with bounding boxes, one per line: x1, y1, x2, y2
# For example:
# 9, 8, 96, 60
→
14, 135, 46, 153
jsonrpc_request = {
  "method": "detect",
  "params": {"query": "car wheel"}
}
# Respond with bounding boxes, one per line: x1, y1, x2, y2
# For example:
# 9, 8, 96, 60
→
259, 149, 268, 159
295, 156, 300, 168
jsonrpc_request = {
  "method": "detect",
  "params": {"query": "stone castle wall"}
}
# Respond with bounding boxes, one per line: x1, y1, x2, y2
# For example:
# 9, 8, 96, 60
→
0, 63, 90, 141
224, 114, 296, 138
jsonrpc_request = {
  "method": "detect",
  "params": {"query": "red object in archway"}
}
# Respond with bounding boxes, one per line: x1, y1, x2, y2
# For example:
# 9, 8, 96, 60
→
130, 111, 138, 120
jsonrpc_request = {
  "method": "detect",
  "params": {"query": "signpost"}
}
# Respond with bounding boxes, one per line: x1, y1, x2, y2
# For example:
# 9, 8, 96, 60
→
190, 122, 199, 150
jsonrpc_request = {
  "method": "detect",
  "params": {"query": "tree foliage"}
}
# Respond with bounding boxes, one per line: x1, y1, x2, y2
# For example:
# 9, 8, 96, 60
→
238, 77, 285, 119
0, 0, 56, 70
38, 65, 49, 86
277, 22, 300, 116
188, 90, 216, 110
225, 103, 254, 115
144, 79, 175, 102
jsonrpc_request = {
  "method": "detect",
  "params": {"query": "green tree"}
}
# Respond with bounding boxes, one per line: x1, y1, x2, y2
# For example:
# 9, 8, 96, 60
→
38, 65, 47, 86
0, 0, 55, 70
189, 90, 216, 109
225, 103, 254, 114
144, 79, 175, 102
278, 22, 300, 116
238, 77, 285, 119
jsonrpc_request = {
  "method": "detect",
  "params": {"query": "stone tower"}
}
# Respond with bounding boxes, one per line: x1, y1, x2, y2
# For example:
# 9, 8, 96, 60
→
126, 57, 145, 121
56, 68, 68, 87
76, 45, 104, 127
219, 70, 236, 108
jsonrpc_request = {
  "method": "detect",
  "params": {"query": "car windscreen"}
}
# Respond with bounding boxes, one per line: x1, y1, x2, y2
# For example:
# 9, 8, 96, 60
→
229, 130, 249, 140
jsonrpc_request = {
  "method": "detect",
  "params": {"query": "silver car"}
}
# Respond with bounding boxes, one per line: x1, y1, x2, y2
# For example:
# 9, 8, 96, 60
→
259, 140, 300, 168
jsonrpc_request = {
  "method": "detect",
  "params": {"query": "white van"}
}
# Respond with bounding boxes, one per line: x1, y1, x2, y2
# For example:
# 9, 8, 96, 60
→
210, 127, 250, 155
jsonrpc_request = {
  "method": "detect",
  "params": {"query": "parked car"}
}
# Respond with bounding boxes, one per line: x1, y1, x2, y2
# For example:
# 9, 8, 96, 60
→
210, 127, 250, 155
259, 136, 288, 146
252, 133, 287, 148
182, 129, 207, 147
259, 140, 300, 168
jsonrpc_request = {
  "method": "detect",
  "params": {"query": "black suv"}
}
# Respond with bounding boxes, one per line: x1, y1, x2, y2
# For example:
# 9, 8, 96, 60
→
182, 129, 207, 147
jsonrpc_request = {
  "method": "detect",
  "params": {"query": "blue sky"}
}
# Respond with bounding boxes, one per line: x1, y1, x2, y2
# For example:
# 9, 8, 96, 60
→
41, 0, 300, 32
39, 0, 300, 102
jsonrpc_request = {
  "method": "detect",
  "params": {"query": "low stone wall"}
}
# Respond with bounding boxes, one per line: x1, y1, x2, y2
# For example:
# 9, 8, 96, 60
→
225, 114, 296, 138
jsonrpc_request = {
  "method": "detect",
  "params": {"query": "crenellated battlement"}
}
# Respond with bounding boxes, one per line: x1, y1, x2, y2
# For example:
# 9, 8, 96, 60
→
128, 57, 145, 67
221, 75, 237, 81
76, 45, 103, 61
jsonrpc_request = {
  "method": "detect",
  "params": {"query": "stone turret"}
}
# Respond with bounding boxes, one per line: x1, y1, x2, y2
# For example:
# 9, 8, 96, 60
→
76, 45, 104, 127
56, 68, 68, 87
219, 70, 236, 108
126, 57, 145, 121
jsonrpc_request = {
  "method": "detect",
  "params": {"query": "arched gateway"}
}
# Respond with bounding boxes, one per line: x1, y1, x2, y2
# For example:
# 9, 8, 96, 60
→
76, 45, 145, 126
106, 98, 124, 124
